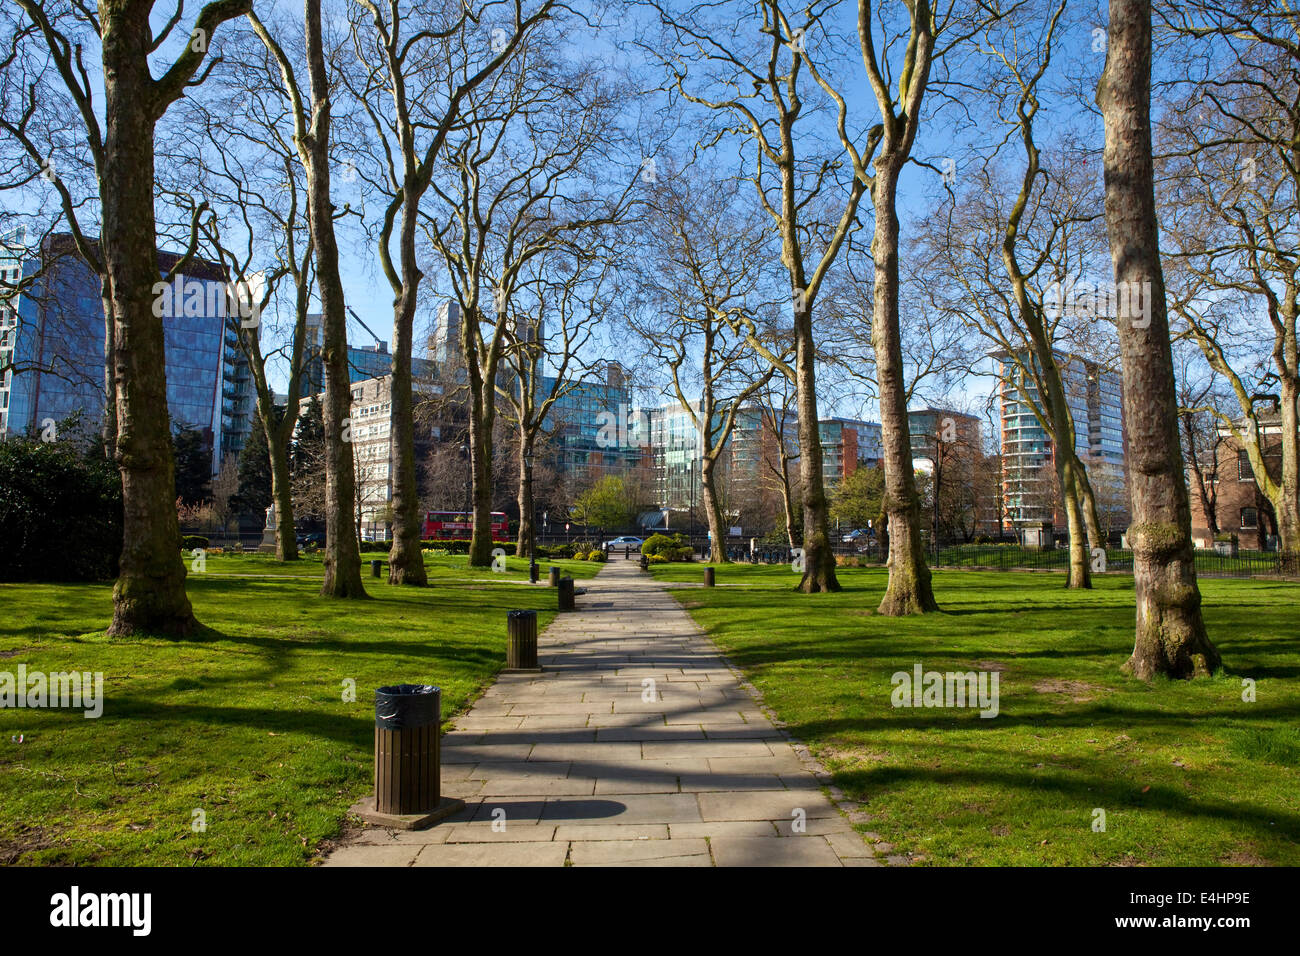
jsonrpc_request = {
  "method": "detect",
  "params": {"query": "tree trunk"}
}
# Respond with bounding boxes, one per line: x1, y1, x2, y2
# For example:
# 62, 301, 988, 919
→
872, 169, 937, 614
700, 453, 729, 564
467, 379, 495, 567
306, 0, 366, 599
386, 246, 427, 585
516, 433, 535, 559
1098, 0, 1217, 678
792, 299, 838, 592
1075, 462, 1105, 550
1061, 459, 1092, 589
1276, 379, 1300, 573
101, 10, 195, 637
100, 274, 117, 461
267, 420, 298, 561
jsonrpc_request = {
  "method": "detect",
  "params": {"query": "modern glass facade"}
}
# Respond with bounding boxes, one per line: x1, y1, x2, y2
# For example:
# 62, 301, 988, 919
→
0, 234, 252, 471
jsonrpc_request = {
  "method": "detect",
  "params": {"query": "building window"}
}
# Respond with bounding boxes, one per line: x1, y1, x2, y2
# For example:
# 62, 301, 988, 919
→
1238, 449, 1253, 481
1240, 507, 1258, 530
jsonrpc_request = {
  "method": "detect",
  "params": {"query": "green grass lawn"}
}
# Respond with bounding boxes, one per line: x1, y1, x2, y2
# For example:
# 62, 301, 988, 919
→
205, 550, 604, 581
652, 562, 1300, 865
0, 553, 588, 866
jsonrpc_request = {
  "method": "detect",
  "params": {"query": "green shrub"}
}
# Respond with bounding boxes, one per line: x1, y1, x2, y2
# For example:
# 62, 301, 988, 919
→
412, 539, 517, 555
181, 535, 210, 551
535, 544, 574, 559
588, 549, 607, 562
641, 533, 684, 557
647, 553, 668, 564
0, 426, 122, 581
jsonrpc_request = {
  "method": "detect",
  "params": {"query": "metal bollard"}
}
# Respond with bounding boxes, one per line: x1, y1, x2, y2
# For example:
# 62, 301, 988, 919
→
558, 576, 575, 611
529, 560, 539, 584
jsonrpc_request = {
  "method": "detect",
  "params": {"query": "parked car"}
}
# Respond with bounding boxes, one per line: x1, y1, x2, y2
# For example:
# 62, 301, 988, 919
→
603, 536, 644, 551
842, 528, 871, 543
297, 532, 326, 550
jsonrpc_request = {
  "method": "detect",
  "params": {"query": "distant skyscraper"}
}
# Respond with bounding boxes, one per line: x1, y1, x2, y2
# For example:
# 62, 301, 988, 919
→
433, 300, 461, 365
995, 349, 1127, 529
298, 313, 434, 397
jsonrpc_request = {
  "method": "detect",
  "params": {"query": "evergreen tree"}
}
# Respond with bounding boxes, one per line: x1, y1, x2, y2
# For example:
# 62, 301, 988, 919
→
233, 423, 273, 517
171, 426, 212, 505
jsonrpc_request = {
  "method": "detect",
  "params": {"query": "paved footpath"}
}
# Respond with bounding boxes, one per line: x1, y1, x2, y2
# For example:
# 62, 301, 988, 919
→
324, 557, 886, 867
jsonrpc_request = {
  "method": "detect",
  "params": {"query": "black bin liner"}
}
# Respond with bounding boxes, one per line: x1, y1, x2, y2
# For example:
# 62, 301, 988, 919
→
508, 610, 537, 623
375, 684, 440, 730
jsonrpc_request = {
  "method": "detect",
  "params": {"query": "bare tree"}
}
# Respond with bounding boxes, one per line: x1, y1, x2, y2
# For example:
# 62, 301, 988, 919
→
498, 244, 613, 558
645, 0, 879, 592
422, 37, 636, 567
916, 0, 1109, 587
347, 0, 557, 585
1097, 0, 1218, 678
251, 3, 368, 597
176, 20, 318, 561
6, 0, 252, 635
633, 170, 780, 563
1157, 2, 1300, 571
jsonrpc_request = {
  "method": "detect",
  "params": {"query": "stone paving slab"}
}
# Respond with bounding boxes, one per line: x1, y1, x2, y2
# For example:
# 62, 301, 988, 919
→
321, 556, 880, 867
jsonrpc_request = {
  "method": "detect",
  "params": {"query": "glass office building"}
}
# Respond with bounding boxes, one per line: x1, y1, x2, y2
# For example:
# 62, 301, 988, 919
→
0, 233, 252, 471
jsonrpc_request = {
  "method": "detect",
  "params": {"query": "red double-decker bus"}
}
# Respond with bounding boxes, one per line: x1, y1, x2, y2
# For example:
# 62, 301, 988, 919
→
423, 511, 510, 542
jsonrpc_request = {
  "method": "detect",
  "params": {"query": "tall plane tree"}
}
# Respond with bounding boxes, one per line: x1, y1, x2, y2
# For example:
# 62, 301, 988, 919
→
251, 1, 367, 597
1097, 0, 1219, 678
11, 0, 251, 634
349, 0, 556, 585
634, 170, 779, 562
647, 0, 878, 592
424, 39, 634, 567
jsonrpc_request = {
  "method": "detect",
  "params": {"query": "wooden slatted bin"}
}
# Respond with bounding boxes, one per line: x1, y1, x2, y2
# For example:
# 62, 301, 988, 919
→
507, 610, 539, 669
373, 684, 441, 816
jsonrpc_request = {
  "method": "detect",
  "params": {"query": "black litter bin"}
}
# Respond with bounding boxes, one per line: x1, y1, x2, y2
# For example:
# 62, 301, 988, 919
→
558, 576, 575, 611
373, 684, 441, 815
704, 566, 715, 587
371, 559, 383, 578
548, 566, 561, 587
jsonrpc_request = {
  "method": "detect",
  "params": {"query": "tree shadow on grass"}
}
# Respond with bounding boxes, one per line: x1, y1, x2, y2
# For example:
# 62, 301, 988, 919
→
834, 762, 1300, 841
783, 701, 1300, 735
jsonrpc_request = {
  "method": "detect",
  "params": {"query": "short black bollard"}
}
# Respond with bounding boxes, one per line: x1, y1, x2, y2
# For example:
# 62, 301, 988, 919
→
529, 560, 539, 584
640, 554, 649, 571
704, 566, 715, 587
506, 610, 540, 670
624, 546, 631, 559
558, 576, 575, 611
371, 559, 383, 578
548, 566, 561, 587
373, 684, 440, 816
